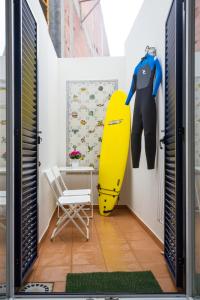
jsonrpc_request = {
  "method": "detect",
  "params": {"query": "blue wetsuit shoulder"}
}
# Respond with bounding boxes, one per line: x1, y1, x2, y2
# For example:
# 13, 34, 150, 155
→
125, 54, 162, 105
152, 57, 162, 96
125, 63, 140, 105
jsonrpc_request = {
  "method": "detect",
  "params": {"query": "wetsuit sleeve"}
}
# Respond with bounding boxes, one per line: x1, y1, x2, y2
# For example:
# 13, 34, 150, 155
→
152, 58, 162, 97
125, 66, 138, 105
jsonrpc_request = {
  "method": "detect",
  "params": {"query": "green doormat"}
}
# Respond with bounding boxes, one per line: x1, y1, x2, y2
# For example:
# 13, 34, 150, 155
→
66, 271, 163, 293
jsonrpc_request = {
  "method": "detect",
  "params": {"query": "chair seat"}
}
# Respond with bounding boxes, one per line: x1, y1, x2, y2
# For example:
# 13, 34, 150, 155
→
63, 189, 91, 196
59, 194, 91, 205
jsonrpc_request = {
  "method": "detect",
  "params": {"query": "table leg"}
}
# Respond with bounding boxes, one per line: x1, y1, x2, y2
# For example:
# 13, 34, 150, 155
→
90, 170, 93, 218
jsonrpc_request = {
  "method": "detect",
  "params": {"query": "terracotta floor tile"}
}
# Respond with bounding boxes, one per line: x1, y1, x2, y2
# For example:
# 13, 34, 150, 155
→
129, 239, 160, 251
157, 276, 177, 293
53, 281, 66, 293
107, 261, 142, 272
141, 262, 171, 279
26, 267, 37, 282
72, 229, 98, 244
123, 230, 150, 241
40, 236, 72, 254
101, 241, 131, 252
0, 268, 6, 283
72, 242, 101, 253
133, 249, 165, 264
0, 256, 6, 268
29, 206, 177, 294
72, 251, 105, 265
72, 264, 107, 273
33, 266, 71, 282
120, 223, 146, 233
38, 249, 71, 267
103, 249, 138, 265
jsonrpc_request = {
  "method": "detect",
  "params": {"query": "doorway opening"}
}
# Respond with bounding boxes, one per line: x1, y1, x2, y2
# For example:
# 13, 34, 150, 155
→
3, 0, 187, 296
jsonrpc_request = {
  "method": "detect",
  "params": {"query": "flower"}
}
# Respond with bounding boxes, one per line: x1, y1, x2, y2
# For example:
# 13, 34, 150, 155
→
69, 150, 82, 159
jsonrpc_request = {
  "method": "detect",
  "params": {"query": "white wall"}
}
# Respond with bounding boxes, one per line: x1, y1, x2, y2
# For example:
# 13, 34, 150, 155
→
196, 52, 200, 76
57, 57, 126, 203
0, 56, 5, 80
124, 0, 173, 242
27, 0, 59, 241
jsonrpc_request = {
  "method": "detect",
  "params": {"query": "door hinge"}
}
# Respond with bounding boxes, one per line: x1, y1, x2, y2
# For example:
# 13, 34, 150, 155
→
160, 136, 166, 149
37, 136, 42, 144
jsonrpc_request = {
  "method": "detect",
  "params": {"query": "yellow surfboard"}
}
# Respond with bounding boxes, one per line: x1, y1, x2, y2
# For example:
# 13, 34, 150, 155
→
98, 90, 131, 216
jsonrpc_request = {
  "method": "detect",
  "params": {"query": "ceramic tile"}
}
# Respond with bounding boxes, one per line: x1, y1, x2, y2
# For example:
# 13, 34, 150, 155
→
33, 266, 71, 282
107, 261, 142, 272
133, 249, 165, 264
53, 282, 66, 293
72, 264, 107, 273
29, 206, 177, 293
38, 249, 71, 267
129, 239, 160, 251
72, 251, 105, 265
157, 276, 177, 293
140, 262, 170, 278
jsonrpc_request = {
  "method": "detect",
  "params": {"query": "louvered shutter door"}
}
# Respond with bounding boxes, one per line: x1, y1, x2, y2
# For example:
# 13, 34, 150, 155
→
14, 0, 38, 286
164, 0, 185, 288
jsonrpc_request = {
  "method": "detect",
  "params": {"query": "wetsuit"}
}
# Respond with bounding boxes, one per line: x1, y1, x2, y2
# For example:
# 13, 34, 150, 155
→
125, 53, 162, 169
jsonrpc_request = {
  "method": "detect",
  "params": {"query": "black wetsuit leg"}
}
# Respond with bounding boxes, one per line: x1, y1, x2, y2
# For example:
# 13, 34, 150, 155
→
142, 96, 157, 169
131, 66, 157, 169
131, 98, 143, 168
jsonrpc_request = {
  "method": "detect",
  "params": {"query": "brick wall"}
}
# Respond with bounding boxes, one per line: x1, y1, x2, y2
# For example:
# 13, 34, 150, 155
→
80, 0, 109, 56
49, 0, 109, 58
73, 3, 91, 57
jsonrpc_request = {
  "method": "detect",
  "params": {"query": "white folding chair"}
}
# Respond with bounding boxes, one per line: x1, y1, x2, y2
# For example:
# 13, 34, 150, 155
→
52, 166, 92, 218
52, 166, 91, 196
45, 169, 90, 241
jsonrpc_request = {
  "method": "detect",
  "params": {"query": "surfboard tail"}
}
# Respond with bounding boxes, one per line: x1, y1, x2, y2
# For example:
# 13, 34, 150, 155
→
98, 193, 119, 216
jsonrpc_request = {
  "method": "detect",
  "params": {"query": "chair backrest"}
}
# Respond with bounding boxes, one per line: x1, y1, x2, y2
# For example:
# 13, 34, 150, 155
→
44, 169, 62, 200
52, 166, 68, 192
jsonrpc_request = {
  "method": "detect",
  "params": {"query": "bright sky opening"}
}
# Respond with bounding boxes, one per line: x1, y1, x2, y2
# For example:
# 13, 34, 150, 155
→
101, 0, 144, 56
0, 0, 6, 56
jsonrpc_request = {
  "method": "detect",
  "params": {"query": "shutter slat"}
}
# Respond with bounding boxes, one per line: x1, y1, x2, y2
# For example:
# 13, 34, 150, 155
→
164, 0, 184, 288
15, 0, 38, 285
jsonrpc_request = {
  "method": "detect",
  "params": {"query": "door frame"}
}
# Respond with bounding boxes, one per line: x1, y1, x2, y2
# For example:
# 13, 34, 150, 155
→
6, 0, 15, 298
185, 0, 196, 297
4, 0, 196, 299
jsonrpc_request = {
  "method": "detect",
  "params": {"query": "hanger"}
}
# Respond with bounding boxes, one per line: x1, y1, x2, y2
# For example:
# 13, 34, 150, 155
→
145, 45, 157, 56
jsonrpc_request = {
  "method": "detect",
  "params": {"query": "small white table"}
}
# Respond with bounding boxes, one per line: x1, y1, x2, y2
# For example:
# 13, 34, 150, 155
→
59, 166, 94, 218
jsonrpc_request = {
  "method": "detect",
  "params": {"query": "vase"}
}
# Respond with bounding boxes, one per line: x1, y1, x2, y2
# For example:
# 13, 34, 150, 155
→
71, 159, 79, 168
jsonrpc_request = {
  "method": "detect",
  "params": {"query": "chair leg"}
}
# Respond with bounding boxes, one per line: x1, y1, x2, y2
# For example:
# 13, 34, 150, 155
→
53, 211, 89, 241
51, 205, 90, 241
73, 204, 89, 228
79, 204, 90, 226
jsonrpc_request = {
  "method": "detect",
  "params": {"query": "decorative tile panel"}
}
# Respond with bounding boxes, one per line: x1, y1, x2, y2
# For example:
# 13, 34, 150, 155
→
66, 80, 118, 170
